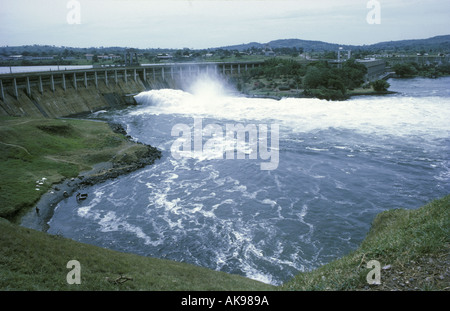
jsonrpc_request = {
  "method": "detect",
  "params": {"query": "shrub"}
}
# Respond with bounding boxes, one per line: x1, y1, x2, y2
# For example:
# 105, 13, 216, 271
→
371, 79, 390, 92
393, 63, 417, 77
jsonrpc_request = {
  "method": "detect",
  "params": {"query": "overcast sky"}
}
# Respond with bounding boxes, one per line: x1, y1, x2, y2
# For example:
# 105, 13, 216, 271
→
1, 0, 449, 49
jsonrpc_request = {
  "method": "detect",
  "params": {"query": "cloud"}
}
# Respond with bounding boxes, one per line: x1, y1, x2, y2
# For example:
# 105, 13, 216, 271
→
1, 0, 449, 48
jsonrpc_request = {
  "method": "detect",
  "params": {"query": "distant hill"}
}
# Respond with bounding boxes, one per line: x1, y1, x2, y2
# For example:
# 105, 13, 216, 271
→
216, 35, 450, 52
216, 39, 343, 52
1, 35, 449, 55
365, 35, 450, 52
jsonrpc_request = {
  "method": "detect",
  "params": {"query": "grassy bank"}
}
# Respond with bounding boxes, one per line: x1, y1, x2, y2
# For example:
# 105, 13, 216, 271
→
0, 217, 274, 290
0, 117, 156, 221
282, 195, 449, 291
348, 87, 397, 97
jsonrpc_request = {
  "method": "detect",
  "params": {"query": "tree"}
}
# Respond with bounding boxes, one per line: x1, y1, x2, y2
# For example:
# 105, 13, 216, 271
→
372, 79, 390, 92
393, 63, 417, 78
340, 59, 367, 89
303, 66, 324, 89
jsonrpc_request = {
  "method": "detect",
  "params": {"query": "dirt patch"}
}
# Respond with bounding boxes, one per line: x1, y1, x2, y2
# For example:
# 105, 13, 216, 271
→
360, 252, 450, 291
36, 124, 75, 137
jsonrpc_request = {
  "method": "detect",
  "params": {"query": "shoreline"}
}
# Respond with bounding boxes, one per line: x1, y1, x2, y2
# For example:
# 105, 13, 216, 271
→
20, 122, 162, 232
348, 90, 397, 97
242, 90, 398, 101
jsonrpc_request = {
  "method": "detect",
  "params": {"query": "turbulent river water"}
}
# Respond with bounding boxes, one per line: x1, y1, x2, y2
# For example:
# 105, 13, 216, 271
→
47, 76, 450, 285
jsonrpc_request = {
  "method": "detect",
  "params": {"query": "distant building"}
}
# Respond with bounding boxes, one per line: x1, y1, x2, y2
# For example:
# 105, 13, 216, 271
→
157, 53, 173, 60
22, 56, 55, 61
263, 45, 275, 56
8, 55, 23, 61
98, 55, 111, 60
337, 47, 351, 61
356, 58, 386, 81
329, 51, 387, 82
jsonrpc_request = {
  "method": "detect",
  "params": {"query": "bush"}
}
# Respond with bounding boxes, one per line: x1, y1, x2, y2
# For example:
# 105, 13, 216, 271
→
278, 85, 291, 91
305, 87, 348, 101
393, 63, 417, 77
371, 79, 390, 92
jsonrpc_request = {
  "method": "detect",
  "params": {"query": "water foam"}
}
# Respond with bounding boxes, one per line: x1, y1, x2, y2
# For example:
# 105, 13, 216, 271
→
134, 82, 450, 140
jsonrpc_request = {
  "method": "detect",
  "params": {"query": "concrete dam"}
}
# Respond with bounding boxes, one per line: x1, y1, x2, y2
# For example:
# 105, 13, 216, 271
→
0, 61, 263, 118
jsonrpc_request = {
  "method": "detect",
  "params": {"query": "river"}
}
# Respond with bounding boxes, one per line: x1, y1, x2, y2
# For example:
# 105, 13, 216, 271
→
46, 76, 450, 285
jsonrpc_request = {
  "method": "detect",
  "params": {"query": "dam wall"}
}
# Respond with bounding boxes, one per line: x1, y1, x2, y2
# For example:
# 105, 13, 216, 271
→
0, 61, 262, 118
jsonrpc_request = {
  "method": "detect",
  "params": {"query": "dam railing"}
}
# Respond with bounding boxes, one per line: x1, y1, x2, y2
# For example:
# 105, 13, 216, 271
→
0, 61, 263, 101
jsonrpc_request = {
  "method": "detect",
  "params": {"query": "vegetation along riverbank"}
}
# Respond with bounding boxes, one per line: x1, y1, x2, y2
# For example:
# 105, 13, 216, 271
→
0, 117, 161, 223
233, 58, 394, 101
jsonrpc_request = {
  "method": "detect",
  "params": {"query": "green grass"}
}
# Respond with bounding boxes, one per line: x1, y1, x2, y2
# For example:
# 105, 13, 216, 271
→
281, 195, 450, 290
0, 218, 274, 290
0, 117, 150, 220
348, 87, 396, 97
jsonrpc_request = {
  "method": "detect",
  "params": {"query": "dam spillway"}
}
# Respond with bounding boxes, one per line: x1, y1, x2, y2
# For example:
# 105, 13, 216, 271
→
0, 61, 263, 118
